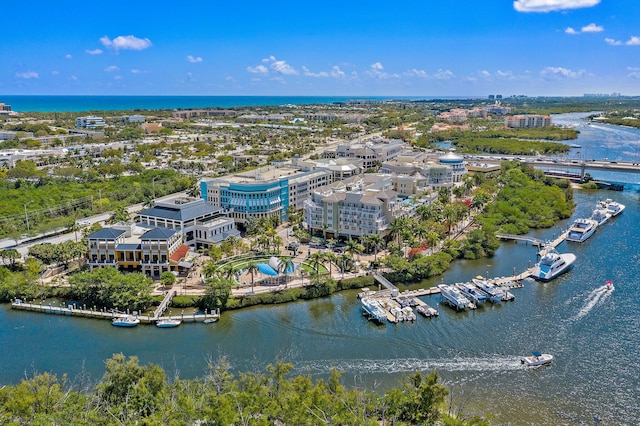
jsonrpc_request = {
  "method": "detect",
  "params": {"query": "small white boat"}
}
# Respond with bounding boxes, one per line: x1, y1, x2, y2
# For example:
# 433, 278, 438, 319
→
590, 208, 610, 226
112, 316, 140, 327
203, 317, 219, 324
521, 351, 553, 367
156, 318, 181, 328
472, 277, 504, 303
566, 218, 598, 243
606, 280, 615, 291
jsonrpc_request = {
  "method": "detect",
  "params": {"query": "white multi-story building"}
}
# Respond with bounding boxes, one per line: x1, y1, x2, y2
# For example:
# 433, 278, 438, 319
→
76, 116, 107, 129
304, 174, 402, 239
505, 114, 551, 128
332, 137, 405, 169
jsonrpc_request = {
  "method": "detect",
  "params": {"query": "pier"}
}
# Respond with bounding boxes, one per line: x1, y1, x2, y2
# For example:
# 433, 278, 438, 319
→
10, 299, 220, 325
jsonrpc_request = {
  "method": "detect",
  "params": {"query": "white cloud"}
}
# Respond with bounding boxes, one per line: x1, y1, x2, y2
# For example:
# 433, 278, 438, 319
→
186, 55, 203, 63
114, 75, 122, 80
51, 70, 60, 75
85, 49, 103, 55
514, 0, 600, 13
605, 38, 623, 46
626, 36, 640, 46
130, 69, 148, 74
247, 64, 269, 74
302, 66, 329, 77
627, 67, 640, 71
104, 65, 119, 72
100, 35, 152, 51
581, 23, 604, 33
367, 62, 399, 79
565, 27, 578, 35
480, 70, 492, 79
403, 68, 429, 78
70, 75, 78, 81
371, 62, 384, 71
496, 70, 514, 78
628, 71, 640, 79
330, 66, 346, 79
434, 69, 454, 80
540, 66, 585, 79
65, 54, 72, 59
247, 56, 299, 76
16, 71, 39, 79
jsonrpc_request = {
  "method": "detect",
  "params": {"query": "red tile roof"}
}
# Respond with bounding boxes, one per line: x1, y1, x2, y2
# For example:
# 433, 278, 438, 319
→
170, 245, 190, 263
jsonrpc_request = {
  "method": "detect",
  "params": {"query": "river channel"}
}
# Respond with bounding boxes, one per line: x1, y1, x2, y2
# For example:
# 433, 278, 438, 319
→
1, 112, 639, 424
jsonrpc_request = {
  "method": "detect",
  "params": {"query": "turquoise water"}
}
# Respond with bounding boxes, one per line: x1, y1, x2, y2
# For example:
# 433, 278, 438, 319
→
1, 113, 640, 424
0, 95, 406, 112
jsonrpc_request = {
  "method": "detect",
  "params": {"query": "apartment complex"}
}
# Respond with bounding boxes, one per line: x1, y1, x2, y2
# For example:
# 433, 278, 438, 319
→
303, 174, 402, 239
200, 163, 332, 225
328, 137, 405, 169
505, 114, 552, 128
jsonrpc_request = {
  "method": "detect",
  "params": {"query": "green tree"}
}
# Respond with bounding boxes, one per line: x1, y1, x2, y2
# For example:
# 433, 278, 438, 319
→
160, 271, 176, 288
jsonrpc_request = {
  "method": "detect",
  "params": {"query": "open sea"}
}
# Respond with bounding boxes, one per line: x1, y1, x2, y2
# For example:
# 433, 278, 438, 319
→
1, 112, 640, 424
0, 95, 415, 112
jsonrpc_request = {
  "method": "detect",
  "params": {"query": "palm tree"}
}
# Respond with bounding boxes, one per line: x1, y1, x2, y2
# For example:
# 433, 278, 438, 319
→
245, 262, 259, 294
388, 217, 407, 246
109, 206, 130, 224
202, 260, 219, 279
365, 233, 384, 262
68, 220, 81, 243
345, 238, 364, 262
309, 252, 325, 274
323, 251, 338, 277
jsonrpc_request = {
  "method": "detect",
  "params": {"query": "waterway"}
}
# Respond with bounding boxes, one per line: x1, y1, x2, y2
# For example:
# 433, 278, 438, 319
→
1, 112, 639, 424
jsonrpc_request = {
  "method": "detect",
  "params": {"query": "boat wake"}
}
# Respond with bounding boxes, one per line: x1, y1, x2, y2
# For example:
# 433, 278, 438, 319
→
298, 356, 524, 375
573, 285, 613, 321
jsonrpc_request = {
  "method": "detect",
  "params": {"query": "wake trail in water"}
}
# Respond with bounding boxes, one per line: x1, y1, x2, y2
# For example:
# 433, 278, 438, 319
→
298, 356, 525, 375
573, 285, 612, 321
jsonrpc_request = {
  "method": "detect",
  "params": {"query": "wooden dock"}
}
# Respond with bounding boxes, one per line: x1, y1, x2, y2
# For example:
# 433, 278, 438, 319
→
10, 299, 220, 325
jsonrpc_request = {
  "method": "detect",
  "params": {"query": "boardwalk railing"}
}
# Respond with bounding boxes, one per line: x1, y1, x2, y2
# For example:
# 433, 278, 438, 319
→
496, 234, 546, 246
153, 290, 176, 319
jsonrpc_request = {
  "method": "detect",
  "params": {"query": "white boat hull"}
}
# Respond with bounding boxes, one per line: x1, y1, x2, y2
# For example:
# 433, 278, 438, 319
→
521, 353, 553, 367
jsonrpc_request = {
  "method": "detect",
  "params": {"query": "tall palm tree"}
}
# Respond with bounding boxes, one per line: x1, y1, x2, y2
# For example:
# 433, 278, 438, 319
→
323, 251, 338, 277
388, 217, 407, 246
309, 252, 325, 274
345, 238, 364, 261
365, 233, 384, 262
245, 262, 259, 294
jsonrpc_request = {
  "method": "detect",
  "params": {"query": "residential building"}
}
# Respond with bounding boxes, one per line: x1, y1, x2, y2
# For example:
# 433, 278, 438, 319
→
381, 151, 465, 193
505, 114, 552, 128
172, 109, 237, 119
136, 196, 239, 249
333, 137, 405, 169
303, 174, 402, 239
122, 115, 146, 124
76, 116, 107, 129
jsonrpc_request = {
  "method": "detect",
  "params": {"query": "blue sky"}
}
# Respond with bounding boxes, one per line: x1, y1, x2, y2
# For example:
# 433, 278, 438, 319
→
2, 0, 639, 96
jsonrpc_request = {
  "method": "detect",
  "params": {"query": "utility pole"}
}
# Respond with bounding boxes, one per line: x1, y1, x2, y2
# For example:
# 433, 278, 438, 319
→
24, 201, 34, 231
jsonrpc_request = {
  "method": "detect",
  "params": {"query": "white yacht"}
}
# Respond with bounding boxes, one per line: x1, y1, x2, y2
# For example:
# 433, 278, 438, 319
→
471, 277, 504, 303
112, 315, 140, 327
532, 247, 576, 281
590, 207, 610, 225
457, 282, 488, 305
600, 199, 625, 217
156, 318, 181, 328
438, 284, 475, 311
566, 218, 598, 243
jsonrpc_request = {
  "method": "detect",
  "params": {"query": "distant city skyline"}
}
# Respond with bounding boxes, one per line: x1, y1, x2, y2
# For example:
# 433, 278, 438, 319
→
3, 0, 639, 97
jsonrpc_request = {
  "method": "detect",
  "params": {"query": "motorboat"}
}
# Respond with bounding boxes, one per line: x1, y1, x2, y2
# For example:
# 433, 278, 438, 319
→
566, 218, 598, 243
112, 315, 140, 327
416, 304, 439, 317
606, 280, 615, 291
203, 317, 219, 324
438, 284, 475, 311
402, 306, 417, 321
531, 247, 576, 282
590, 208, 610, 226
521, 351, 553, 367
156, 318, 182, 328
600, 199, 625, 217
361, 297, 387, 323
457, 282, 488, 305
471, 277, 504, 303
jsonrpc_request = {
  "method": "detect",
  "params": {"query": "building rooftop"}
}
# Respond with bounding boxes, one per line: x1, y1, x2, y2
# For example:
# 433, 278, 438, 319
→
87, 228, 126, 240
139, 197, 221, 222
141, 227, 177, 240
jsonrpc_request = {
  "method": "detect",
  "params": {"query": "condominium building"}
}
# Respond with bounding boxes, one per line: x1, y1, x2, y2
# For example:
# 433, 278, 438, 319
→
200, 163, 332, 225
505, 114, 552, 128
332, 137, 405, 169
76, 116, 107, 129
303, 174, 402, 239
136, 196, 239, 249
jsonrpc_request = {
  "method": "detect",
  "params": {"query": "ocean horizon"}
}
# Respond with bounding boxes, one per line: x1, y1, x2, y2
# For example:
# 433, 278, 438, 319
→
0, 95, 484, 113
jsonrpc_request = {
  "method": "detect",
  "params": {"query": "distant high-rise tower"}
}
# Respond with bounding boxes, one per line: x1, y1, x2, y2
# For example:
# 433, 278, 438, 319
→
496, 94, 503, 100
488, 95, 495, 100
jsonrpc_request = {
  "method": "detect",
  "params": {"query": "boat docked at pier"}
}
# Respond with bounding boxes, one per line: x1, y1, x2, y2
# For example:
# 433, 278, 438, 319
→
531, 247, 576, 282
471, 277, 504, 304
521, 351, 553, 367
599, 199, 625, 217
457, 282, 488, 305
590, 207, 610, 226
156, 318, 181, 328
566, 218, 598, 243
361, 297, 387, 323
438, 284, 475, 311
112, 315, 140, 327
416, 304, 439, 317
